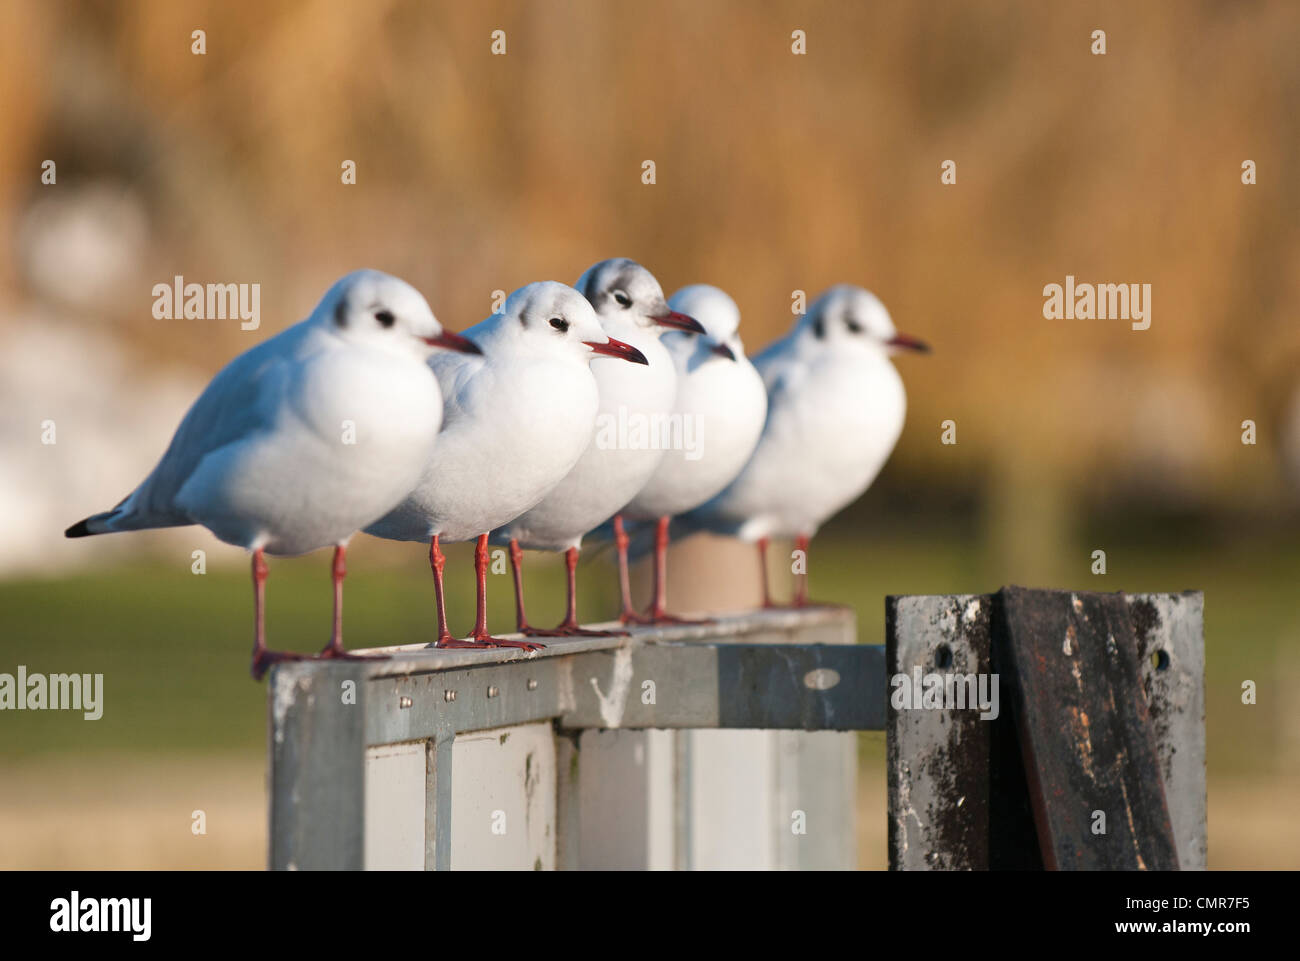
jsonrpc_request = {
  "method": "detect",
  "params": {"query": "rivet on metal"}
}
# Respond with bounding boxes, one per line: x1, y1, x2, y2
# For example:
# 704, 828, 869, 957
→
444, 689, 457, 702
398, 696, 413, 709
487, 685, 499, 698
527, 679, 538, 691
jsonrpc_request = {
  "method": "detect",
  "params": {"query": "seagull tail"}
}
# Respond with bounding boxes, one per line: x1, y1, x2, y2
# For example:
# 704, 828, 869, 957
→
65, 505, 139, 537
65, 511, 119, 537
65, 490, 160, 538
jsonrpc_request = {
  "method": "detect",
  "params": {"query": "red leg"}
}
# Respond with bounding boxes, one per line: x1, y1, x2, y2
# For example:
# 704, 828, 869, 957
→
253, 549, 267, 655
508, 539, 532, 633
614, 514, 648, 625
650, 516, 669, 614
321, 544, 347, 654
517, 546, 625, 638
430, 534, 497, 650
552, 547, 624, 637
465, 533, 542, 651
758, 537, 776, 608
430, 535, 456, 646
793, 533, 810, 608
317, 544, 382, 662
249, 549, 309, 680
642, 515, 712, 625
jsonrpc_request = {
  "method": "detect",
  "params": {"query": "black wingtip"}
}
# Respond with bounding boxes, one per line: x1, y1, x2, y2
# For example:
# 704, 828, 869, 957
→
65, 519, 94, 538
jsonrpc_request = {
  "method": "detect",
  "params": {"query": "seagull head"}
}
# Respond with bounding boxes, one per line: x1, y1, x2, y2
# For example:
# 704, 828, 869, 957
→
504, 281, 649, 367
576, 258, 705, 337
800, 285, 930, 357
668, 284, 745, 361
321, 269, 481, 359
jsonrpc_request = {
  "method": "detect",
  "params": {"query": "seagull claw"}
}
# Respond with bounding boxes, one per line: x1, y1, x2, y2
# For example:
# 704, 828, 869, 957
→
478, 636, 546, 652
432, 635, 546, 652
523, 624, 627, 638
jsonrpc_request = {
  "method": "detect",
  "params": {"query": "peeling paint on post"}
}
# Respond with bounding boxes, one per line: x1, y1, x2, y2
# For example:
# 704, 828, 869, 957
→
1128, 591, 1207, 869
270, 609, 875, 871
886, 594, 1038, 869
887, 589, 1205, 871
269, 660, 365, 870
998, 587, 1179, 870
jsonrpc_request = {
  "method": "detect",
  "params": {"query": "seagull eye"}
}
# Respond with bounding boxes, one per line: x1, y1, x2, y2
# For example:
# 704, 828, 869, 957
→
612, 290, 632, 308
375, 309, 396, 328
845, 317, 863, 334
549, 317, 569, 332
813, 317, 826, 339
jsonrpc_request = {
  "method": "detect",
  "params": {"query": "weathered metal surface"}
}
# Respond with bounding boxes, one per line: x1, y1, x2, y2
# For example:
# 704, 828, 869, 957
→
888, 590, 1205, 871
450, 722, 556, 870
771, 730, 858, 870
997, 587, 1179, 870
707, 606, 858, 871
558, 642, 883, 731
425, 734, 453, 871
269, 660, 365, 870
1128, 591, 1207, 870
887, 594, 999, 870
551, 611, 862, 869
270, 606, 874, 871
364, 740, 424, 870
554, 732, 582, 870
558, 729, 677, 870
272, 595, 1202, 871
360, 610, 882, 741
356, 606, 856, 674
368, 660, 569, 745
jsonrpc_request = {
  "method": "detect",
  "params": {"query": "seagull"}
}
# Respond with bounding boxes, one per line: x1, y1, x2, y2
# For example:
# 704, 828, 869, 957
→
366, 281, 649, 649
683, 284, 929, 606
490, 258, 704, 635
64, 269, 481, 679
618, 283, 767, 622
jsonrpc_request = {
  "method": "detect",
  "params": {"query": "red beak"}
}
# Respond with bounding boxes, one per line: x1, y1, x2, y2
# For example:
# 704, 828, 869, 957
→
585, 337, 649, 365
886, 332, 930, 354
424, 329, 483, 355
652, 310, 706, 334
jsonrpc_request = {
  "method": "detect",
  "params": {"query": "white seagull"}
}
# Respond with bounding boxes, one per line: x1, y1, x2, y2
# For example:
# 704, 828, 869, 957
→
64, 269, 481, 678
490, 259, 704, 635
619, 283, 768, 621
683, 284, 929, 605
366, 281, 648, 649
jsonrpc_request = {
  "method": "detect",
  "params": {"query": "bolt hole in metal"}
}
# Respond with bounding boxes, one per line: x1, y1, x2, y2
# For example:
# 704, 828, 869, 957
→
1151, 649, 1171, 672
934, 644, 953, 670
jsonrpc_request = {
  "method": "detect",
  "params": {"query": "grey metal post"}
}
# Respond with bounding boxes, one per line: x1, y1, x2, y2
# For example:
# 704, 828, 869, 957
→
886, 590, 1206, 870
269, 660, 366, 870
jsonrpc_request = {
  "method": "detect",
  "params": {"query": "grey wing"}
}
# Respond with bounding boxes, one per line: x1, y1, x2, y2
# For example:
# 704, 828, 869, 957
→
106, 331, 299, 530
749, 331, 809, 439
684, 345, 807, 536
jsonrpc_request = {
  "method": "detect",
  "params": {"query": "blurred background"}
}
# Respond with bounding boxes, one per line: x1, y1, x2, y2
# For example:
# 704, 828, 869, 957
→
2, 0, 1298, 869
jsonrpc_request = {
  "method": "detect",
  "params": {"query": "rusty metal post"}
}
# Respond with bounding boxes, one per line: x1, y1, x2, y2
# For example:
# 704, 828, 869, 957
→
887, 589, 1205, 871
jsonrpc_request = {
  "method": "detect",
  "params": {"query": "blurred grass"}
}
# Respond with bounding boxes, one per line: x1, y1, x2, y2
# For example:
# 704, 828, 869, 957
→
0, 537, 601, 758
4, 528, 1295, 774
2, 527, 1297, 867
